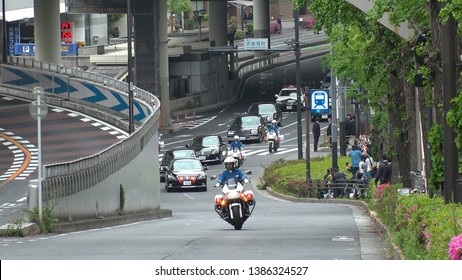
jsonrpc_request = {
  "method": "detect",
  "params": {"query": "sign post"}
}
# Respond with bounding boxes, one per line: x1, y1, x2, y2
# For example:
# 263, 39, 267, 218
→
30, 87, 48, 221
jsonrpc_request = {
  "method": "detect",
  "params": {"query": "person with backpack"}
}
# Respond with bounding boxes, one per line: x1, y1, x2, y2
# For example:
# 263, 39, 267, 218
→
362, 153, 374, 183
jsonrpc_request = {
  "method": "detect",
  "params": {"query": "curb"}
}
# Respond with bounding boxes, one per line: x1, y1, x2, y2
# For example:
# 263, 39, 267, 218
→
52, 209, 173, 234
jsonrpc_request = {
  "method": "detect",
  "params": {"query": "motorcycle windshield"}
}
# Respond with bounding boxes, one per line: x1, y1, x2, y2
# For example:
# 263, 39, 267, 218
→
226, 178, 237, 189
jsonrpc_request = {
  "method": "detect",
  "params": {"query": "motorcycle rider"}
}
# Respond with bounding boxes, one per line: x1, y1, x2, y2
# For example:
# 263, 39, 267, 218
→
229, 135, 244, 151
267, 119, 281, 137
215, 156, 249, 188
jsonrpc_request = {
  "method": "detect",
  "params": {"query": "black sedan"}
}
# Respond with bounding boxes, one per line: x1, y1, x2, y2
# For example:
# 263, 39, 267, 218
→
246, 102, 283, 126
159, 149, 196, 182
227, 114, 267, 143
164, 158, 208, 192
186, 135, 228, 164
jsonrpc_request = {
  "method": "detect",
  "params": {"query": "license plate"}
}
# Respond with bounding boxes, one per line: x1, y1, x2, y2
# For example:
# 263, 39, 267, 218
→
198, 156, 206, 160
286, 106, 293, 110
183, 181, 191, 186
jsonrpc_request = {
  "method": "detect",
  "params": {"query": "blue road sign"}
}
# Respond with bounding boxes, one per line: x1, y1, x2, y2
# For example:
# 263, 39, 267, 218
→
309, 89, 329, 113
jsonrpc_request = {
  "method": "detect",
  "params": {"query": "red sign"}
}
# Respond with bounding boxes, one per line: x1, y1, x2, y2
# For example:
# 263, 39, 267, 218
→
61, 21, 73, 30
61, 21, 73, 43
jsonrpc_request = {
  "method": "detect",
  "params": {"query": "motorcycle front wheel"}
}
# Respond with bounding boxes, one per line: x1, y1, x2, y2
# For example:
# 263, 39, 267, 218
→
268, 141, 274, 153
231, 206, 242, 230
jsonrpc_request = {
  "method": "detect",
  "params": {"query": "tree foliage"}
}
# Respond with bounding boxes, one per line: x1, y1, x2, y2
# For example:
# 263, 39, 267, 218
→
167, 0, 192, 16
309, 0, 461, 192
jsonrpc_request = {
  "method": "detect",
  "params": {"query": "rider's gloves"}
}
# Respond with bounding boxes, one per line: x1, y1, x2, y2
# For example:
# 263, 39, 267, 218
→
244, 179, 250, 184
215, 183, 220, 188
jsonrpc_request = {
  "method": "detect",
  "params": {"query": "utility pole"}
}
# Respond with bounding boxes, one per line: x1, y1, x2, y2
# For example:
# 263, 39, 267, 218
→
127, 0, 134, 134
331, 68, 338, 169
294, 8, 303, 161
339, 81, 346, 156
2, 0, 6, 63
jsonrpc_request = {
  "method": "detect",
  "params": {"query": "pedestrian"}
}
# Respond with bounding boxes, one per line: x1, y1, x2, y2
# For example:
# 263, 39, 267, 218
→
277, 16, 282, 31
375, 155, 392, 186
363, 153, 374, 183
326, 117, 332, 148
312, 117, 320, 152
332, 166, 347, 198
345, 114, 355, 148
348, 144, 362, 178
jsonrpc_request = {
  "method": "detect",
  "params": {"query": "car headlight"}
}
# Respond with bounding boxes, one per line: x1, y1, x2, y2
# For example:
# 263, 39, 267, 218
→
227, 131, 234, 136
251, 129, 258, 134
211, 149, 218, 154
197, 174, 207, 180
167, 174, 177, 181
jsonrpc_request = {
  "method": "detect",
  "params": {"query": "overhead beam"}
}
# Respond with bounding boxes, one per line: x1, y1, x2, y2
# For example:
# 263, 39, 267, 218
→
65, 0, 127, 13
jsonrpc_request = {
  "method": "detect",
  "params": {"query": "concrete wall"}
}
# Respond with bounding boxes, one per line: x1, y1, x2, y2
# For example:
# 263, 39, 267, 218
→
51, 133, 160, 220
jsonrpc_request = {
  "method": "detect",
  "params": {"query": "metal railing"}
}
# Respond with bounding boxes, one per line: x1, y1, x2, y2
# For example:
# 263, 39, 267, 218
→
8, 57, 161, 201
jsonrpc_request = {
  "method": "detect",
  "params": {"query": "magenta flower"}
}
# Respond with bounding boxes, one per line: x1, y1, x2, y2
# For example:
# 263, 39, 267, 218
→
448, 234, 462, 260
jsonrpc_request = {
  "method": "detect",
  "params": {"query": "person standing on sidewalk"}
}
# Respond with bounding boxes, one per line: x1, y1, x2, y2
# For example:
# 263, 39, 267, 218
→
348, 144, 362, 178
312, 117, 321, 152
277, 16, 282, 32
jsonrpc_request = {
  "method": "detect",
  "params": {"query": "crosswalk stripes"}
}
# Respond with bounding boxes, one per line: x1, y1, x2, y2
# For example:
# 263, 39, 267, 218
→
159, 147, 299, 159
183, 115, 217, 129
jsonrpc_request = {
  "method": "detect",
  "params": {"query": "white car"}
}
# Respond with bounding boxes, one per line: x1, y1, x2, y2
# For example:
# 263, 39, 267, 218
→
275, 85, 306, 111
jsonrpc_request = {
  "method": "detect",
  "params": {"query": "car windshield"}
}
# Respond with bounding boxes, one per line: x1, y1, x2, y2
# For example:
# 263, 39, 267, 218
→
279, 89, 297, 97
258, 104, 275, 114
201, 136, 219, 147
231, 117, 260, 129
173, 150, 195, 159
173, 160, 202, 171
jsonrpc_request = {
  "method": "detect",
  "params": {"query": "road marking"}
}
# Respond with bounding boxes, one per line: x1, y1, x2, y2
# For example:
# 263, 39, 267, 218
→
0, 133, 34, 187
183, 193, 195, 200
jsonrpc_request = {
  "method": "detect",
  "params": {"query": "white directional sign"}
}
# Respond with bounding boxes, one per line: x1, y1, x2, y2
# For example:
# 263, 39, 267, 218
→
244, 38, 269, 50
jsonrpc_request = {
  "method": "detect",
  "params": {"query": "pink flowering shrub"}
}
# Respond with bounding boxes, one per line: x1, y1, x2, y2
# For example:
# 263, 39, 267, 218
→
375, 183, 390, 199
448, 234, 462, 260
271, 22, 281, 34
302, 17, 316, 29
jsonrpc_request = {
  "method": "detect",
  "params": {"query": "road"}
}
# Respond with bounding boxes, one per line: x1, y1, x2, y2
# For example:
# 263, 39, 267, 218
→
0, 56, 388, 260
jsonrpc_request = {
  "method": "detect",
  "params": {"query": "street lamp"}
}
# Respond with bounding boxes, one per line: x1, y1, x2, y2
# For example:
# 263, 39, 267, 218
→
193, 8, 206, 42
127, 0, 134, 134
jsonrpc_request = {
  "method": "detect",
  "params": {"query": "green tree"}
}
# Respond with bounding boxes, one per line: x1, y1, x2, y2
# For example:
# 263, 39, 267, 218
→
108, 14, 124, 38
167, 0, 192, 30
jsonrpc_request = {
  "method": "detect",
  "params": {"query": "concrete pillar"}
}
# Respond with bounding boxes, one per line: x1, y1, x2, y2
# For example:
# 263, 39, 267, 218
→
159, 0, 171, 129
34, 0, 61, 64
133, 0, 160, 101
208, 1, 227, 46
208, 1, 229, 100
253, 0, 270, 57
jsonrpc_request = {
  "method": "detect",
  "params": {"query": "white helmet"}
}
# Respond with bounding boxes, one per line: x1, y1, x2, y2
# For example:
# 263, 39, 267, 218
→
271, 119, 277, 125
233, 135, 240, 141
224, 156, 237, 169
